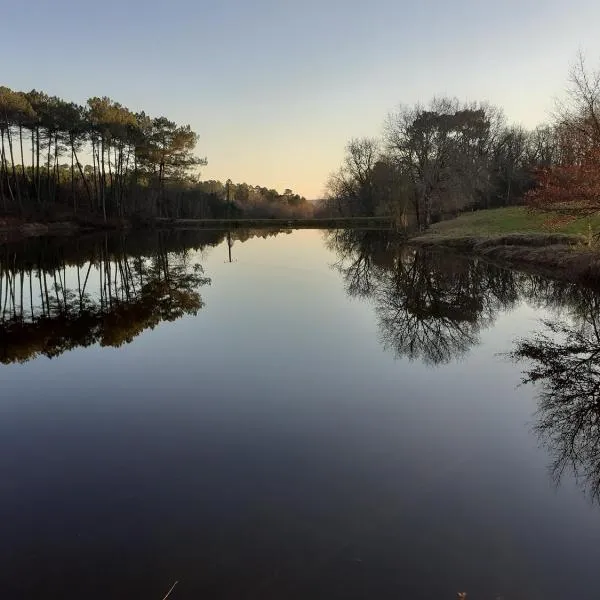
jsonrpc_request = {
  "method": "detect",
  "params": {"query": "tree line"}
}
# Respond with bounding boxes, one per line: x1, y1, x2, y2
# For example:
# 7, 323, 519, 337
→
0, 86, 311, 222
321, 54, 600, 230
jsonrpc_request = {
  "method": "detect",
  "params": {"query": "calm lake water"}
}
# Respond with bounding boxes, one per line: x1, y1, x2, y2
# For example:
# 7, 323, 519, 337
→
2, 228, 600, 599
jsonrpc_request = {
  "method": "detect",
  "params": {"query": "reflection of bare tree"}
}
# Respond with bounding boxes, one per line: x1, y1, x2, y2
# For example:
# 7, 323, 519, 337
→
327, 228, 399, 298
0, 235, 210, 364
328, 229, 520, 365
331, 228, 600, 501
379, 249, 525, 364
511, 289, 600, 503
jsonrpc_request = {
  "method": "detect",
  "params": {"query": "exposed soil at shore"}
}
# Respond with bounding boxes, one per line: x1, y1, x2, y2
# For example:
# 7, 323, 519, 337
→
411, 232, 600, 287
0, 216, 133, 244
0, 219, 82, 243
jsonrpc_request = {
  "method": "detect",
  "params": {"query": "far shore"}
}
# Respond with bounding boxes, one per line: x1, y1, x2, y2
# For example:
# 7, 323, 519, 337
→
0, 215, 396, 243
3, 207, 600, 288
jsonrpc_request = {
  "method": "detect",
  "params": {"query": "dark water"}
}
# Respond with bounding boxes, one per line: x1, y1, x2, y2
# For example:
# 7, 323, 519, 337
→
1, 228, 600, 600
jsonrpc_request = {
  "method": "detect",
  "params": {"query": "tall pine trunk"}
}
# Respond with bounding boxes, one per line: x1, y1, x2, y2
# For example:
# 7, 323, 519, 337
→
36, 127, 41, 205
6, 126, 21, 210
0, 129, 15, 207
19, 125, 27, 200
100, 137, 107, 222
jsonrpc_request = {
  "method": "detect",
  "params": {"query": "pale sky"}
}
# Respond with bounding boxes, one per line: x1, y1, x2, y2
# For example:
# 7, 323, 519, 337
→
3, 0, 600, 198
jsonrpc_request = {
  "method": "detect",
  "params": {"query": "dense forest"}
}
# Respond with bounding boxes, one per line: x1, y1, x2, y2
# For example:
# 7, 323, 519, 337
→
0, 87, 311, 222
321, 54, 600, 230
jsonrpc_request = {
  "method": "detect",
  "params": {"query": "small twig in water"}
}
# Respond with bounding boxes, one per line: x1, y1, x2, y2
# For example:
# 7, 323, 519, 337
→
161, 580, 179, 600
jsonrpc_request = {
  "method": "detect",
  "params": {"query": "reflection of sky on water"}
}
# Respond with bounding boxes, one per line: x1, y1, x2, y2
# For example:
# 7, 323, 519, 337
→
1, 229, 599, 600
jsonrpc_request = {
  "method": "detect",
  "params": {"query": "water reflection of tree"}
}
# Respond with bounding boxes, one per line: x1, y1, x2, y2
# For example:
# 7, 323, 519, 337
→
330, 229, 600, 503
0, 235, 210, 364
511, 288, 600, 503
328, 229, 520, 365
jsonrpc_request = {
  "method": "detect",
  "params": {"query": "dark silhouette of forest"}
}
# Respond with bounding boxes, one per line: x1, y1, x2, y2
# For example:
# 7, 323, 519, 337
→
0, 87, 311, 223
320, 100, 557, 229
319, 55, 600, 230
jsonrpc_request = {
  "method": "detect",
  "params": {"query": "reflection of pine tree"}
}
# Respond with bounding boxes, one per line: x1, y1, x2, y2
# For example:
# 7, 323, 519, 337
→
0, 234, 210, 363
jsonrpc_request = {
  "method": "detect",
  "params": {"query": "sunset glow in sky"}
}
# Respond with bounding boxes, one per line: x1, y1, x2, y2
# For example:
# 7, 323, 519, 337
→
3, 0, 600, 198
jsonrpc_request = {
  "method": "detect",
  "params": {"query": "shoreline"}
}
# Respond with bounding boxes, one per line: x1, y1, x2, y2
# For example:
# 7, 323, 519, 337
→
4, 212, 600, 289
0, 216, 130, 244
0, 215, 396, 243
409, 231, 600, 288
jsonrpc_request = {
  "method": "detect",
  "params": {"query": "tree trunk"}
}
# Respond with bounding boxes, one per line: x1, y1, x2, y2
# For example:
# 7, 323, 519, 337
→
100, 137, 107, 222
73, 143, 92, 206
6, 125, 21, 210
423, 195, 432, 229
53, 133, 59, 204
71, 146, 75, 212
19, 125, 27, 197
36, 127, 41, 205
91, 137, 99, 211
0, 132, 5, 210
46, 130, 52, 205
0, 129, 15, 207
30, 127, 35, 200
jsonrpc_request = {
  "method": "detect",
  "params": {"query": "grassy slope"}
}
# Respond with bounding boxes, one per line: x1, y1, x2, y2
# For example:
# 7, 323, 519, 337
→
426, 207, 600, 238
411, 207, 600, 286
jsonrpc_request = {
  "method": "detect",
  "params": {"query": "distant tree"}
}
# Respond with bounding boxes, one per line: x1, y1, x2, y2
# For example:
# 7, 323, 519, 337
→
326, 137, 380, 216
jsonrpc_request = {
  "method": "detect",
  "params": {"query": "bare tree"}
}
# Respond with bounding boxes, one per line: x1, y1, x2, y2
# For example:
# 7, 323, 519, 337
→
384, 98, 502, 229
325, 137, 381, 216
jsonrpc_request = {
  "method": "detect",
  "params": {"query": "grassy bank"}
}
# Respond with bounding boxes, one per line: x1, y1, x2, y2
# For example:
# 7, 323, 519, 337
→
424, 206, 600, 238
411, 207, 600, 286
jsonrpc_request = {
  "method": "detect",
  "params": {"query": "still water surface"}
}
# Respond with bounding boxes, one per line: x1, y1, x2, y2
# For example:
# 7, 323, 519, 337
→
1, 228, 600, 599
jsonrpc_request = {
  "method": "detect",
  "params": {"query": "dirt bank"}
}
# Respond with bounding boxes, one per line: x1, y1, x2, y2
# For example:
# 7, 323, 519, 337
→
0, 219, 85, 244
410, 232, 600, 287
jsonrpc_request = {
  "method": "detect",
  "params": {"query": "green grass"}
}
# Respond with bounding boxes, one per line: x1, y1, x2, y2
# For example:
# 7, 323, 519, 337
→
427, 207, 600, 237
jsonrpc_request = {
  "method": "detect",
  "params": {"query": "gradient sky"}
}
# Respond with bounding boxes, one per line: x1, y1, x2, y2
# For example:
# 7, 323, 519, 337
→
3, 0, 600, 198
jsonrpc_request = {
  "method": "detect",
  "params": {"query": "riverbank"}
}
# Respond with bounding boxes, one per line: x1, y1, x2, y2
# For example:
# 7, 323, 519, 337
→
0, 218, 82, 244
0, 215, 131, 244
410, 207, 600, 286
0, 215, 396, 243
155, 216, 394, 229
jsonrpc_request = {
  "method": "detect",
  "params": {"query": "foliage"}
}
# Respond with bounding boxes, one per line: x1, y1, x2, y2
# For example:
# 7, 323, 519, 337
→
326, 57, 600, 231
0, 84, 312, 222
0, 86, 207, 219
323, 97, 556, 229
526, 54, 600, 226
